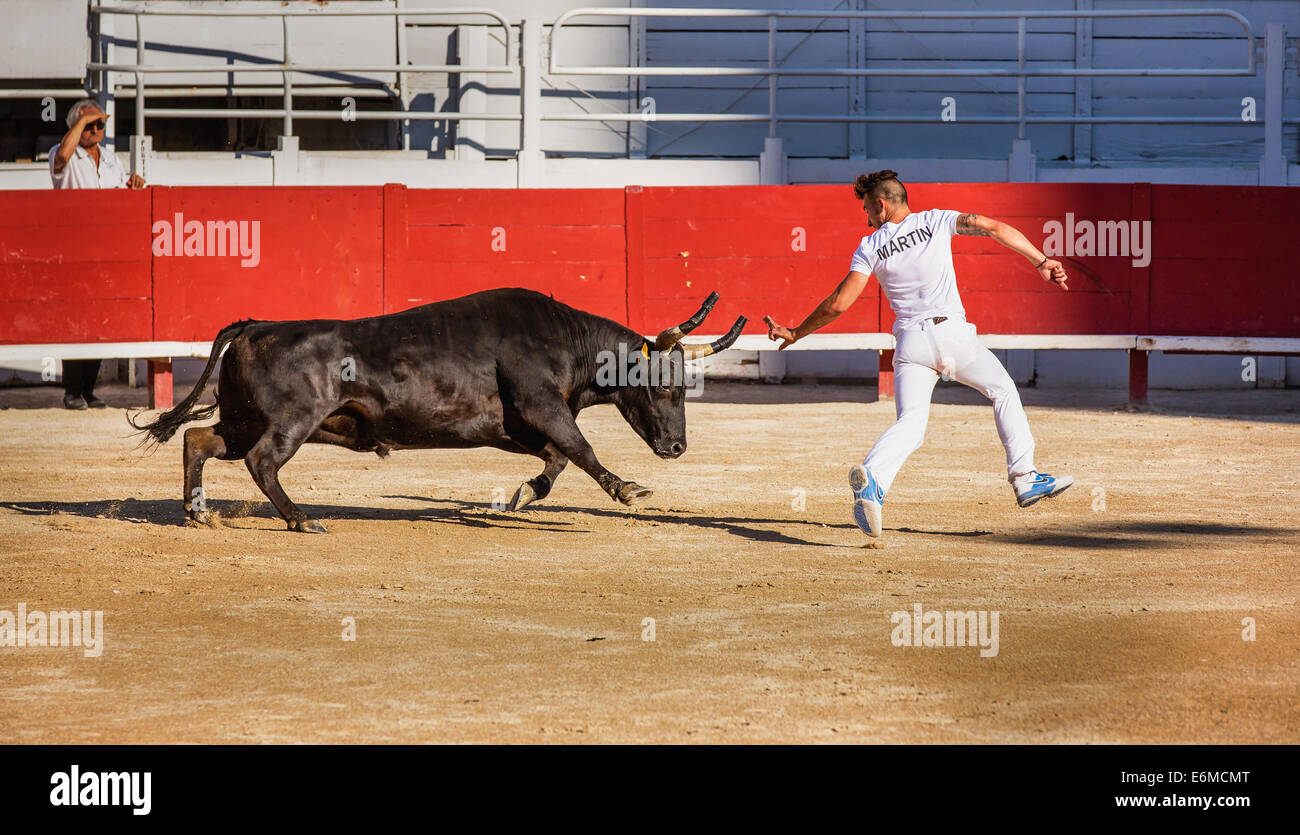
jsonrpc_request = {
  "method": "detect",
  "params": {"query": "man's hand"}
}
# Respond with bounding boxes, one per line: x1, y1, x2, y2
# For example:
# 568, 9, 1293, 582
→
1038, 258, 1068, 290
77, 107, 106, 129
764, 316, 798, 350
127, 173, 146, 189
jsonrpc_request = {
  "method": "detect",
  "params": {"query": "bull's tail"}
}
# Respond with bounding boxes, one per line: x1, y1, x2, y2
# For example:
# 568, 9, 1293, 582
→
128, 319, 257, 447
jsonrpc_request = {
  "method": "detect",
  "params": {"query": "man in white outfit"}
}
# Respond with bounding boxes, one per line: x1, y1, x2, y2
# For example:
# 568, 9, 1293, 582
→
764, 170, 1073, 539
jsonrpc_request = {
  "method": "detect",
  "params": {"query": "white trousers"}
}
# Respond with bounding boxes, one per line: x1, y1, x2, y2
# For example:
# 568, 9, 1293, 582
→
864, 316, 1036, 495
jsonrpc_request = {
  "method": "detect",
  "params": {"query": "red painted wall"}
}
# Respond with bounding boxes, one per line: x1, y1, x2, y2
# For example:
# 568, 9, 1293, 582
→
1149, 185, 1300, 338
150, 186, 383, 341
384, 186, 627, 324
0, 189, 152, 343
1, 183, 1296, 346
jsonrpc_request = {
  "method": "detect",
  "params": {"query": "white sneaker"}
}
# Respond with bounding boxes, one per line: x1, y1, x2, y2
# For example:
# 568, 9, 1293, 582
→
849, 464, 884, 537
1014, 472, 1074, 508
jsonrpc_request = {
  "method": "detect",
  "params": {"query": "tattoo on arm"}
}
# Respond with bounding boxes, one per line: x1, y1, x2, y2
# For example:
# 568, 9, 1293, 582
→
956, 213, 992, 237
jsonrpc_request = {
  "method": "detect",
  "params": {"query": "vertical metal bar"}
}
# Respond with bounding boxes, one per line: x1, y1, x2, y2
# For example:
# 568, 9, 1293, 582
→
135, 13, 145, 140
1073, 0, 1093, 166
847, 1, 867, 159
1261, 22, 1284, 185
628, 6, 647, 159
768, 15, 777, 136
98, 8, 116, 156
282, 15, 293, 137
1016, 16, 1026, 140
396, 11, 410, 150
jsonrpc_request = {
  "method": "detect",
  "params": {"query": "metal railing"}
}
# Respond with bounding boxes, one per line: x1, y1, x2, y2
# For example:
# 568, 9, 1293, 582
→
4, 4, 1291, 184
86, 1, 518, 150
549, 7, 1261, 139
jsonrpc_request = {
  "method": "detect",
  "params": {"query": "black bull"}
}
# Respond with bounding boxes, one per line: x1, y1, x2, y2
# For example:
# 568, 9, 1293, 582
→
131, 288, 746, 533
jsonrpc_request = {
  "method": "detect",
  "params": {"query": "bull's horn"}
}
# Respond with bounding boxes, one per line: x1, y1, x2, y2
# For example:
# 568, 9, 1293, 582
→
654, 291, 720, 352
681, 316, 748, 360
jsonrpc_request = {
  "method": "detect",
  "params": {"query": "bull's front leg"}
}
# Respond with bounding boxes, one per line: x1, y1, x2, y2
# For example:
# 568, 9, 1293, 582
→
547, 421, 651, 506
507, 388, 651, 506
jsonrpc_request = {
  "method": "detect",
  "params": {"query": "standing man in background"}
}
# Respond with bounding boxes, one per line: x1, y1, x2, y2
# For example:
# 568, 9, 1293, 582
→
50, 98, 146, 409
764, 170, 1074, 540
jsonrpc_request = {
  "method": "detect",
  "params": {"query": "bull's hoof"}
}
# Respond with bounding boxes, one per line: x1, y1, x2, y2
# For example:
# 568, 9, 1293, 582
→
616, 482, 653, 505
186, 510, 218, 528
508, 481, 538, 511
187, 507, 217, 525
290, 518, 328, 534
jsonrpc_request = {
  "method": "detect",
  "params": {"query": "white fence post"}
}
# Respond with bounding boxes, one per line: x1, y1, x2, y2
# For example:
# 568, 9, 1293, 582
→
130, 134, 152, 183
518, 18, 543, 187
1260, 22, 1285, 185
456, 25, 488, 161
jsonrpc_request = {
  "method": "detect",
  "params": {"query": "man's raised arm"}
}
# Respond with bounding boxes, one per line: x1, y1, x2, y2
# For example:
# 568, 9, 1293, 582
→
52, 108, 102, 174
956, 212, 1069, 290
764, 270, 871, 350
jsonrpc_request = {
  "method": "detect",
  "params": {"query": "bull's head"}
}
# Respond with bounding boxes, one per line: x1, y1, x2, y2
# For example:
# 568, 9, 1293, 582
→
608, 292, 746, 459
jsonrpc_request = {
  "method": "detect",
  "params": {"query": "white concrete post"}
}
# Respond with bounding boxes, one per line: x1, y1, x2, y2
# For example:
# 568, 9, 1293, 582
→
1008, 138, 1036, 182
760, 136, 787, 184
272, 135, 300, 185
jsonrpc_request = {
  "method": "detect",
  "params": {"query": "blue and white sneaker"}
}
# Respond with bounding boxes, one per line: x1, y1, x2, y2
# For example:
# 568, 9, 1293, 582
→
848, 464, 884, 538
1013, 472, 1074, 508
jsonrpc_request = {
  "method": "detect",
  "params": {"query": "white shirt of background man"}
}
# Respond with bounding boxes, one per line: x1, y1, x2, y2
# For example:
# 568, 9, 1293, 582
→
49, 143, 129, 190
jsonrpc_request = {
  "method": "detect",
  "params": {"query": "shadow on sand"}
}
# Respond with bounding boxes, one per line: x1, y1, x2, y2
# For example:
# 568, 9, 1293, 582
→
0, 495, 859, 548
3, 498, 1295, 551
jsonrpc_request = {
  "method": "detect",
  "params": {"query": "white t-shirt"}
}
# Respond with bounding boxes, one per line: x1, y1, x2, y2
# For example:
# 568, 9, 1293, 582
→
849, 208, 966, 328
49, 143, 129, 189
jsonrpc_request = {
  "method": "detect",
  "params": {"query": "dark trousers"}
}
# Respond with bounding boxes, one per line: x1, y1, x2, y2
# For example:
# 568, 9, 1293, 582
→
62, 359, 103, 399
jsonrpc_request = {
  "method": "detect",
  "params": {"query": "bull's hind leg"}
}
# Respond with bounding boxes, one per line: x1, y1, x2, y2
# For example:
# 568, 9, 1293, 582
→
183, 426, 226, 525
509, 443, 568, 511
245, 424, 327, 534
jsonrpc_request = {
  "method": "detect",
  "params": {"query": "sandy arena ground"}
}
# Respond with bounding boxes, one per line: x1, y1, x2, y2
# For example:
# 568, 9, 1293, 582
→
1, 380, 1297, 744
